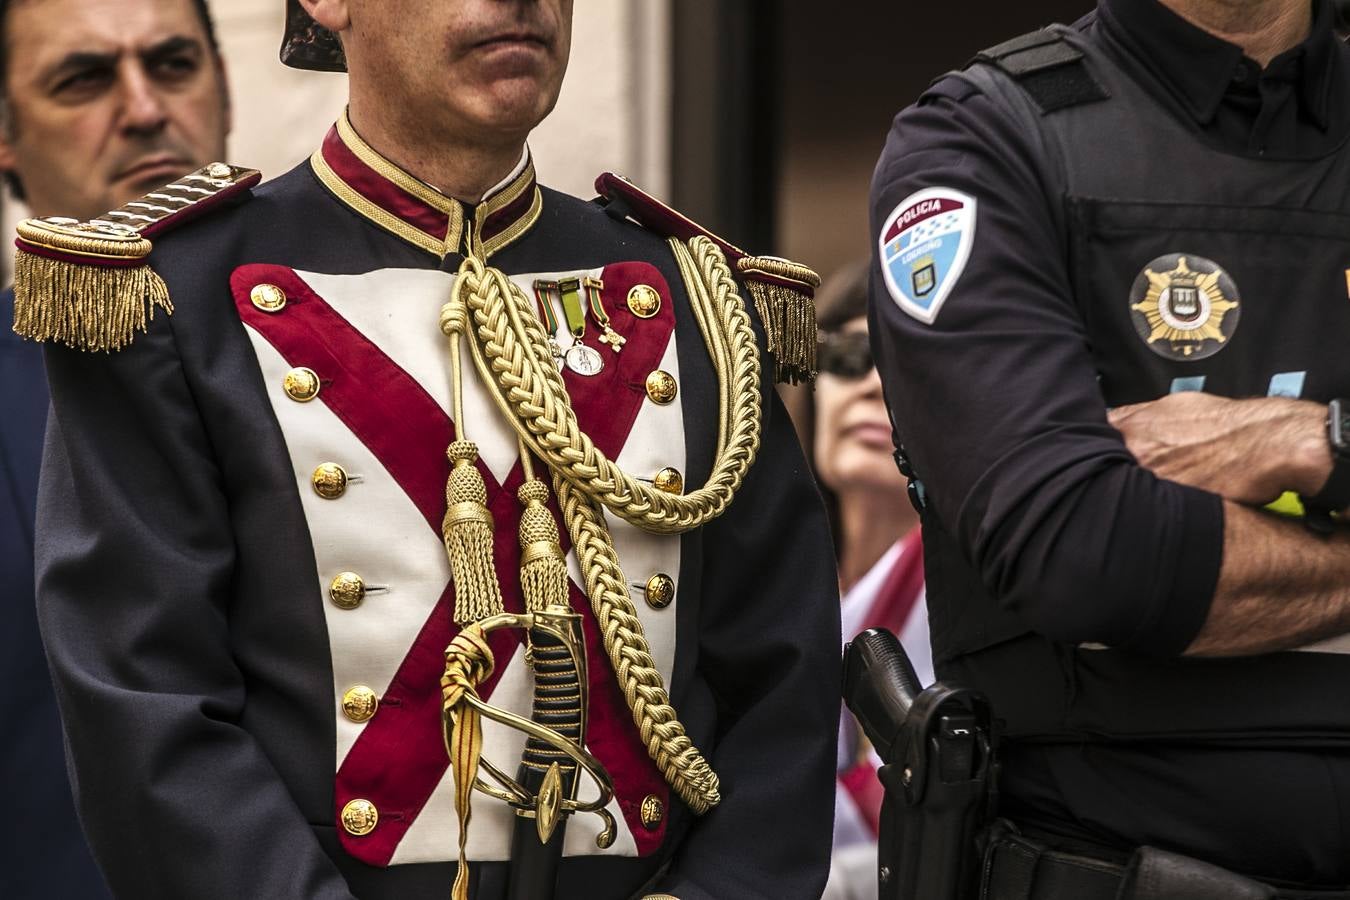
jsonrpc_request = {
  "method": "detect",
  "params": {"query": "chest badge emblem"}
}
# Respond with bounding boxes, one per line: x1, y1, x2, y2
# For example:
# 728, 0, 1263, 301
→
1128, 254, 1240, 361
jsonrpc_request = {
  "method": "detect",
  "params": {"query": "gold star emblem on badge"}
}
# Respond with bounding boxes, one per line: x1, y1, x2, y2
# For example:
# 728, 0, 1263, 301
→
1130, 256, 1238, 354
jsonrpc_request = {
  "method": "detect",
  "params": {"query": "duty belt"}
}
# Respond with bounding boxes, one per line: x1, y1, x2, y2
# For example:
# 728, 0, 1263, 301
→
981, 822, 1350, 900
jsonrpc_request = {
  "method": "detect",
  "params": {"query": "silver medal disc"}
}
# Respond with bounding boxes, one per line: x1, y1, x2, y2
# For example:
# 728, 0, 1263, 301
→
565, 343, 605, 376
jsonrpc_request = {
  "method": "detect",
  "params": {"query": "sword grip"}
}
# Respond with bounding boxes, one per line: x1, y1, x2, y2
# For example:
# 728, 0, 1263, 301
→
507, 625, 585, 900
521, 630, 585, 774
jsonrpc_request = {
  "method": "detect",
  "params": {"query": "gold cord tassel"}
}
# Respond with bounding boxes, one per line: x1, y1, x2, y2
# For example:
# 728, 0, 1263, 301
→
12, 222, 170, 352
443, 440, 506, 626
736, 255, 821, 385
517, 479, 569, 614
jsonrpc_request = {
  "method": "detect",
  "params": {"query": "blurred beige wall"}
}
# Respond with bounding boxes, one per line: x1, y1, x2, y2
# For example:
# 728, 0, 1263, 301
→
2, 0, 670, 277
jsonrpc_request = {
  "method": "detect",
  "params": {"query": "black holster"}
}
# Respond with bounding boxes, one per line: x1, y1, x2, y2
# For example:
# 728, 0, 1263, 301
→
844, 628, 998, 900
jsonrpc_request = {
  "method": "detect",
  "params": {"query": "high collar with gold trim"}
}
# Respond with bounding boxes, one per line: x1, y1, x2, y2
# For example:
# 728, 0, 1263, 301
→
310, 112, 543, 259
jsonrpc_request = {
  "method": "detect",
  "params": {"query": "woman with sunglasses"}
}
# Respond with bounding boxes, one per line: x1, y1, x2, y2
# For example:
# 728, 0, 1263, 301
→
815, 260, 932, 900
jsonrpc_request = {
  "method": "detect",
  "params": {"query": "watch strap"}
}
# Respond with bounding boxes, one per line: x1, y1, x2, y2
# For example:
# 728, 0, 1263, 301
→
1308, 398, 1350, 512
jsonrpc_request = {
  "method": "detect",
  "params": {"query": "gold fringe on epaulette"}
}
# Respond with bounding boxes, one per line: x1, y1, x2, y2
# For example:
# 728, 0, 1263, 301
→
12, 222, 169, 352
736, 255, 820, 385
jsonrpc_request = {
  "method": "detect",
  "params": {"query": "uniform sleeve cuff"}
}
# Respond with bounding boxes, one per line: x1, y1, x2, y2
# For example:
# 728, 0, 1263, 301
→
1132, 485, 1224, 656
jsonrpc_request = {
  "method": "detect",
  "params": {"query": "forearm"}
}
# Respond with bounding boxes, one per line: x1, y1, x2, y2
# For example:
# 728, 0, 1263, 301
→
1108, 393, 1350, 656
1111, 394, 1335, 507
1186, 500, 1350, 656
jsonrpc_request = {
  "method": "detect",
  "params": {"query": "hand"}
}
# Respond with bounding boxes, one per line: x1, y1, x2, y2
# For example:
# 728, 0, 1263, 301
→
1107, 393, 1330, 506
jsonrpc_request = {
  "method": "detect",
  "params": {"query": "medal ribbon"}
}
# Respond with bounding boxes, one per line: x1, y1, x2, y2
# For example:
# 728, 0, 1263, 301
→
583, 278, 611, 331
532, 281, 561, 334
557, 277, 587, 338
584, 276, 627, 353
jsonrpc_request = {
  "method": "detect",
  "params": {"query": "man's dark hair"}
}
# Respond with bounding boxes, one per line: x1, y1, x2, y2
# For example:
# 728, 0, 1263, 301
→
0, 0, 222, 202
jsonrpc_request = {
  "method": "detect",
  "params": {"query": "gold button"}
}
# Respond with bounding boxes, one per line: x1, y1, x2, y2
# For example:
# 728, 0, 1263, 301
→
342, 686, 379, 723
627, 284, 662, 318
640, 794, 664, 830
341, 799, 379, 836
206, 162, 233, 179
283, 367, 321, 402
250, 283, 287, 312
653, 467, 683, 495
645, 370, 678, 405
312, 463, 350, 499
644, 574, 675, 610
329, 571, 366, 610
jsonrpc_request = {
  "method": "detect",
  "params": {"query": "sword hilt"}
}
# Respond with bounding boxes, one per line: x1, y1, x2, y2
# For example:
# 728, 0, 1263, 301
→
521, 628, 585, 780
443, 610, 617, 839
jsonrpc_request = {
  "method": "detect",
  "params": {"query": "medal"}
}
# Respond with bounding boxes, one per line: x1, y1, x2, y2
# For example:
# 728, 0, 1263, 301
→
533, 276, 606, 377
583, 276, 626, 353
565, 342, 605, 376
558, 277, 604, 377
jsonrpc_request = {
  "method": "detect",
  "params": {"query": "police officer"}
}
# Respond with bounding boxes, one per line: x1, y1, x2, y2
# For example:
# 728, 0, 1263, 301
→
26, 1, 838, 898
870, 0, 1350, 893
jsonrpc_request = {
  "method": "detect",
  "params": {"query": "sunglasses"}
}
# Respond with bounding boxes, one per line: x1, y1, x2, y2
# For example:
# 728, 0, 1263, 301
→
816, 330, 875, 379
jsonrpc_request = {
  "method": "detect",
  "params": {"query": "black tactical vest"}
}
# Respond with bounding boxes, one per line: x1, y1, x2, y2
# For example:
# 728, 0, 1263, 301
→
929, 24, 1350, 747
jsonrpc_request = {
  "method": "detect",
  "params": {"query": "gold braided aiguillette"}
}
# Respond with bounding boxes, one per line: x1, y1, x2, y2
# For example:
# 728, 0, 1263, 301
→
451, 236, 764, 814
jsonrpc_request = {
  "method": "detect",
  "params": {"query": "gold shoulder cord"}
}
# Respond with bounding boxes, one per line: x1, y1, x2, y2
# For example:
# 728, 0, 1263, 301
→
449, 235, 763, 815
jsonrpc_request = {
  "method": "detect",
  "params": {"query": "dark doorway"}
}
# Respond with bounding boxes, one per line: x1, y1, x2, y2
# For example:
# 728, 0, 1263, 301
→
774, 0, 1094, 279
671, 0, 1093, 269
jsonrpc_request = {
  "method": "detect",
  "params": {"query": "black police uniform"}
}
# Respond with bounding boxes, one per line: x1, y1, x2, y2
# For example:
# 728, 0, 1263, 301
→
35, 121, 838, 899
870, 0, 1350, 887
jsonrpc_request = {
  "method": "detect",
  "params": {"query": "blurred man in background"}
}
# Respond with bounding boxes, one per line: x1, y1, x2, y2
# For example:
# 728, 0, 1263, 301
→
0, 0, 229, 894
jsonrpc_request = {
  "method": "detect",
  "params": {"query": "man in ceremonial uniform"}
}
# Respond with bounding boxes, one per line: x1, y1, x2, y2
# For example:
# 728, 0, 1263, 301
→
26, 1, 838, 898
0, 0, 229, 895
870, 0, 1350, 894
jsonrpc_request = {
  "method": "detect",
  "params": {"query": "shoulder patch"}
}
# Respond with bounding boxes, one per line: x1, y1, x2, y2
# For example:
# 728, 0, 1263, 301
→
878, 186, 977, 325
594, 172, 820, 384
13, 162, 261, 351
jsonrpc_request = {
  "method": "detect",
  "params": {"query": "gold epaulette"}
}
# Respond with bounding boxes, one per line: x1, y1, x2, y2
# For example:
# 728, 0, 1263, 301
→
595, 172, 821, 384
13, 162, 262, 352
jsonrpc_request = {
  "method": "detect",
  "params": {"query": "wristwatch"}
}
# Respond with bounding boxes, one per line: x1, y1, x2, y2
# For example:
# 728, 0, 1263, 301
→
1306, 398, 1350, 514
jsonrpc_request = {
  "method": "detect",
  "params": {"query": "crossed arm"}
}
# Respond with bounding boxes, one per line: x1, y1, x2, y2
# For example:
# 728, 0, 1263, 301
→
1109, 392, 1350, 657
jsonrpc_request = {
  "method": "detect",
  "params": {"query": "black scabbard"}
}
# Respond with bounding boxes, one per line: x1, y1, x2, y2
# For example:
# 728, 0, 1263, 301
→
506, 618, 586, 900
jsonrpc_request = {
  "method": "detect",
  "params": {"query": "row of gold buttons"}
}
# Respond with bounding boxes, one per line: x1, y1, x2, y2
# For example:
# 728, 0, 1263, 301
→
620, 299, 672, 832
256, 284, 387, 792
340, 795, 667, 838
